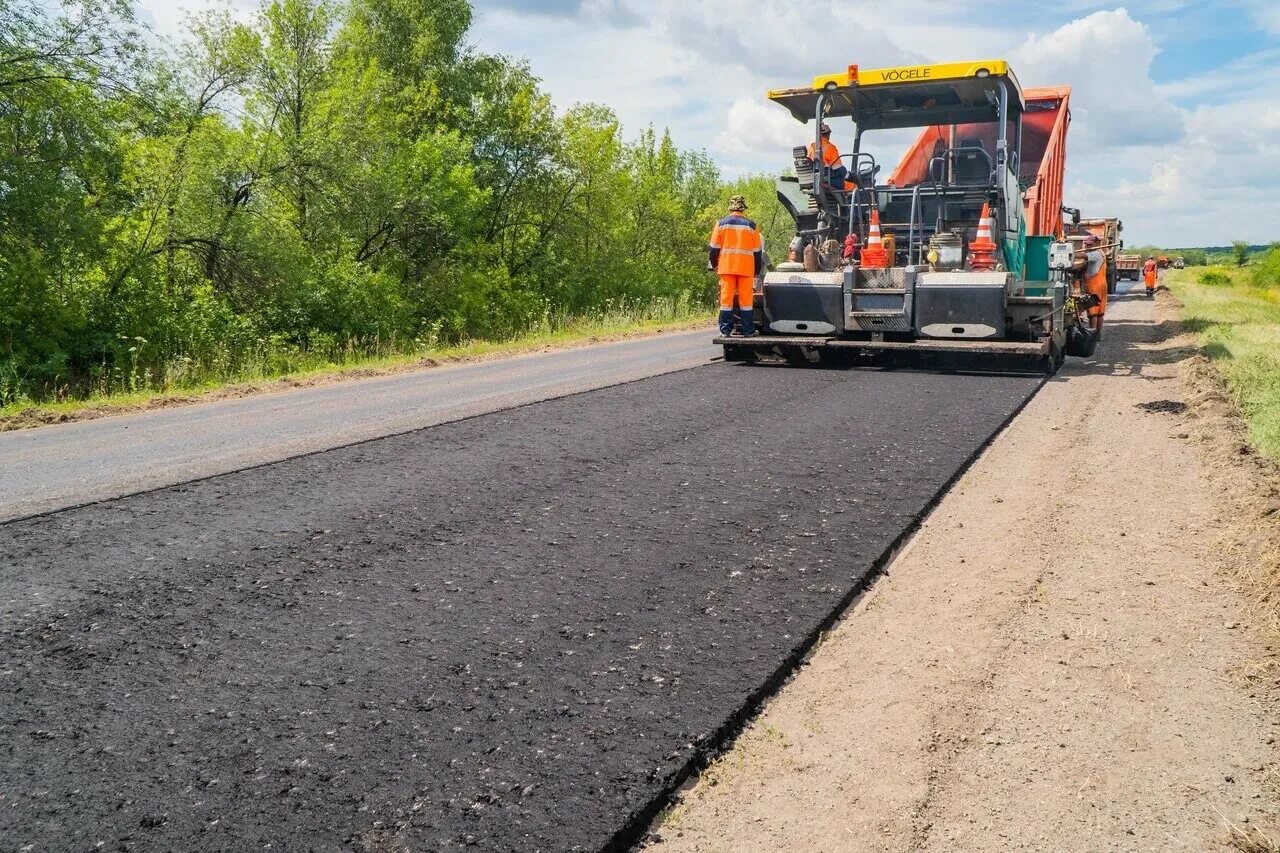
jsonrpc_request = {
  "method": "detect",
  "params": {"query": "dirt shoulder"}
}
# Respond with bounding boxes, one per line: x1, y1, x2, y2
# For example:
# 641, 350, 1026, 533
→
652, 285, 1280, 852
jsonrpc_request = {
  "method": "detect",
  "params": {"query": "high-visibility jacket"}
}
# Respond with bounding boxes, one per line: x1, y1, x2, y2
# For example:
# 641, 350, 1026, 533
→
807, 140, 841, 168
1143, 259, 1158, 284
1084, 250, 1109, 317
709, 213, 763, 277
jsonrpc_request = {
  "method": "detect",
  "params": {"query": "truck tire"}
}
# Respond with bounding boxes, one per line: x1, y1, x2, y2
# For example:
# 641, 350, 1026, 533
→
1107, 260, 1118, 294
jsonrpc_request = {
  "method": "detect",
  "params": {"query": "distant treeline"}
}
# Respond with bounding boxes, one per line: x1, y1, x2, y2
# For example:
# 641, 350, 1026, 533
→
1126, 243, 1280, 268
1, 0, 771, 404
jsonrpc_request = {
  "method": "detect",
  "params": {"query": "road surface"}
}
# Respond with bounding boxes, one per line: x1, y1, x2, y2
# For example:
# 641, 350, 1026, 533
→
0, 358, 1041, 852
0, 330, 717, 521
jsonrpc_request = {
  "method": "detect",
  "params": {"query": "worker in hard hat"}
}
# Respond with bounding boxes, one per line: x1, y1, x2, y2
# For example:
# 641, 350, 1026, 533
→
1142, 255, 1158, 297
1082, 234, 1108, 334
709, 195, 764, 337
807, 123, 856, 193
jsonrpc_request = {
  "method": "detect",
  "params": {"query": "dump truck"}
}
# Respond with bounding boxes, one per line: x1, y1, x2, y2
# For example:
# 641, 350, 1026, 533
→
717, 60, 1090, 372
1116, 253, 1142, 281
1074, 217, 1124, 293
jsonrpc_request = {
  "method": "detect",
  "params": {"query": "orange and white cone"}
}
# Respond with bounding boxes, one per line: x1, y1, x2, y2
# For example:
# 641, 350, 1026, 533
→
860, 207, 889, 269
969, 202, 998, 271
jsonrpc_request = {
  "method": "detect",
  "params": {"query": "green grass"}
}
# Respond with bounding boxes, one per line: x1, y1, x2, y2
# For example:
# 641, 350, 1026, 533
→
0, 296, 712, 425
1173, 262, 1280, 460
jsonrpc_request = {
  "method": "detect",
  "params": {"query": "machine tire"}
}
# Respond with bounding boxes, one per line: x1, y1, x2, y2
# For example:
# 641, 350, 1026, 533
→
1107, 260, 1118, 294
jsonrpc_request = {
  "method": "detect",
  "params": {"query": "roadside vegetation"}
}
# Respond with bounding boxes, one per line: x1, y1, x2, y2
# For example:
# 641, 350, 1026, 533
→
1, 0, 795, 410
0, 295, 706, 425
1174, 247, 1280, 460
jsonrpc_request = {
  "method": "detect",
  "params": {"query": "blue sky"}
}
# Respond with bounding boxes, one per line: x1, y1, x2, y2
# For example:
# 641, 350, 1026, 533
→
137, 1, 1280, 247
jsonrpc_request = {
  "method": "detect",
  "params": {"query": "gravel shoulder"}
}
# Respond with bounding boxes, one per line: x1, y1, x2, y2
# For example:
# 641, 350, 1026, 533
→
654, 283, 1280, 852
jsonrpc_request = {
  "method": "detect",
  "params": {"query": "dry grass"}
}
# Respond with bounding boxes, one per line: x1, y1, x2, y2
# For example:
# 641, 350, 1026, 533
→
1166, 286, 1280, 721
1226, 820, 1280, 853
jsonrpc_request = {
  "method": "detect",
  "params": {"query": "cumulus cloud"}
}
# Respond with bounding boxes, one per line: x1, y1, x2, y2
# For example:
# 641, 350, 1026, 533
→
1069, 96, 1280, 244
716, 98, 804, 159
1012, 9, 1184, 148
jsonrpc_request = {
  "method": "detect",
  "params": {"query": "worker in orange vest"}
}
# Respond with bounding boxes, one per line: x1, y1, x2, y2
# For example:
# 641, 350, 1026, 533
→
807, 123, 856, 193
1082, 234, 1109, 334
1143, 255, 1158, 297
709, 195, 764, 336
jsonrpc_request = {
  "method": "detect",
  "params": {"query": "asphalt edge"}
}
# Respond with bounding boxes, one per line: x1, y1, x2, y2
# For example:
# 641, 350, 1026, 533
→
0, 357, 718, 528
0, 325, 715, 435
606, 371, 1049, 853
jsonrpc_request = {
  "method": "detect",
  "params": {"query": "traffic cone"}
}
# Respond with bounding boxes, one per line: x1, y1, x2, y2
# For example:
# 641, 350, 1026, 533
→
969, 203, 998, 271
860, 207, 889, 269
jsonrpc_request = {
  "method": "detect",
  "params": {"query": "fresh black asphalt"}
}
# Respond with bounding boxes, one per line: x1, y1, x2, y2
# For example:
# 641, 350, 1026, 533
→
0, 363, 1041, 851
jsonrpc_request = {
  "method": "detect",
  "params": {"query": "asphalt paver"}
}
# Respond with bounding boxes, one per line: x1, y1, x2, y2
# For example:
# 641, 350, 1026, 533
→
0, 363, 1040, 851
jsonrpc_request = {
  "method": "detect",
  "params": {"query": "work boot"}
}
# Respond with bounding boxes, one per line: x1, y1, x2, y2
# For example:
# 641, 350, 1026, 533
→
718, 308, 735, 337
734, 310, 755, 337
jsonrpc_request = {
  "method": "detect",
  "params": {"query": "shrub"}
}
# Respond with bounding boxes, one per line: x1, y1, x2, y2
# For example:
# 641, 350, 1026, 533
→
1199, 269, 1232, 287
1248, 247, 1280, 289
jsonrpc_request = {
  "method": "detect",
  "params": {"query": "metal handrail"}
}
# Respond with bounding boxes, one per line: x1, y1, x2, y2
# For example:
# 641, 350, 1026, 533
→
907, 183, 923, 266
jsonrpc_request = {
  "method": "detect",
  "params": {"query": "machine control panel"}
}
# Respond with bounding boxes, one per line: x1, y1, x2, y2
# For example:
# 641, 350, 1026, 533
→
1048, 242, 1075, 271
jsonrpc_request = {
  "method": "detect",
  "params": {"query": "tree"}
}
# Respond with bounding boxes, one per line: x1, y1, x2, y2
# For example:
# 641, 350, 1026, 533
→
0, 0, 148, 396
0, 0, 142, 94
0, 0, 724, 405
252, 0, 336, 236
1233, 240, 1251, 267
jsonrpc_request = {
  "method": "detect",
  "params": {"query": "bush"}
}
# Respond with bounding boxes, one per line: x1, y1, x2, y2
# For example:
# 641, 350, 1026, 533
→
1198, 269, 1232, 287
1248, 247, 1280, 289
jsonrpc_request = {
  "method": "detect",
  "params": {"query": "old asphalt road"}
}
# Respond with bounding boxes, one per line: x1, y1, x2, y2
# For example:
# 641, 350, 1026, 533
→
0, 329, 717, 522
0, 353, 1043, 851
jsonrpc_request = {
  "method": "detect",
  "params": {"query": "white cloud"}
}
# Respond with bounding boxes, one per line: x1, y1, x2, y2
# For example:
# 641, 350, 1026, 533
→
717, 98, 801, 160
1237, 0, 1280, 34
1070, 96, 1280, 244
1012, 9, 1184, 148
1155, 48, 1280, 100
656, 0, 922, 79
